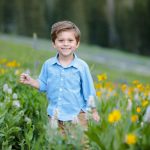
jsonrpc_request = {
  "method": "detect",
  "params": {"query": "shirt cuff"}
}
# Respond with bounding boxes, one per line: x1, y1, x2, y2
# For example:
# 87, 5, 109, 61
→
88, 95, 96, 108
37, 79, 47, 92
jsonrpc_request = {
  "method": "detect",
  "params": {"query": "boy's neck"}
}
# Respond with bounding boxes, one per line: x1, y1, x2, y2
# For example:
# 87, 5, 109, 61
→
58, 54, 74, 67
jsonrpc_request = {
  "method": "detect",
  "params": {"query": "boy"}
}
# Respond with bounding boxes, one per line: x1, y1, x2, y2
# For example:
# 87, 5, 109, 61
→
20, 21, 100, 130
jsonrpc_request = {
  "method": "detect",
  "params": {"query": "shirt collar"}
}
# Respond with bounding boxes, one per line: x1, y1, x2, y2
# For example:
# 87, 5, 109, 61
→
51, 53, 79, 69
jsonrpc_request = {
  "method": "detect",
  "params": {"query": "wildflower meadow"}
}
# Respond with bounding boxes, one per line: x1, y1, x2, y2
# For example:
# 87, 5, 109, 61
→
0, 38, 150, 150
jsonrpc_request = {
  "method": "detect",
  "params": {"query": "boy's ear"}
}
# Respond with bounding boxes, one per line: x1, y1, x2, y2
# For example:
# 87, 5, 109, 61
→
76, 41, 80, 48
52, 42, 56, 48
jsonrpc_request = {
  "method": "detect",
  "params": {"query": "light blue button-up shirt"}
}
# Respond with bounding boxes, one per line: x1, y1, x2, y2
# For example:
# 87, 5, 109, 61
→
38, 54, 96, 121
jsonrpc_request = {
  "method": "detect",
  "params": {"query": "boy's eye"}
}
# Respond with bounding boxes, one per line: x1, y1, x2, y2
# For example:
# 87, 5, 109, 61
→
68, 39, 73, 42
58, 40, 63, 42
57, 39, 75, 42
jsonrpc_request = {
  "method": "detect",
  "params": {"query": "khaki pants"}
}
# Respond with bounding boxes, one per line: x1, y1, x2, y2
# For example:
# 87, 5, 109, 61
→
49, 112, 89, 149
49, 111, 87, 135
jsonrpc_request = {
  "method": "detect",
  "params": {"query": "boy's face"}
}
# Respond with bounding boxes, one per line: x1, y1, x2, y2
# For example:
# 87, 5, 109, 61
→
52, 30, 80, 58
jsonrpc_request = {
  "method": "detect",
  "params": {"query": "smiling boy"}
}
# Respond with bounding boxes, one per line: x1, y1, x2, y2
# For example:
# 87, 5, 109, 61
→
20, 21, 100, 131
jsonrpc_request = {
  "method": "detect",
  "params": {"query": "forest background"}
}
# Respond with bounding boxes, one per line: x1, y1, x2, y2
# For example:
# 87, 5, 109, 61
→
0, 0, 150, 56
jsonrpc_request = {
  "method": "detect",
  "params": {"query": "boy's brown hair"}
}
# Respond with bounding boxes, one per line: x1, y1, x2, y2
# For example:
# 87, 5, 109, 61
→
51, 21, 81, 43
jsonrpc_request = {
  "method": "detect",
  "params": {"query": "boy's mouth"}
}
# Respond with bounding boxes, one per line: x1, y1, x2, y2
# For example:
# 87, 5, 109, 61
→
61, 48, 71, 50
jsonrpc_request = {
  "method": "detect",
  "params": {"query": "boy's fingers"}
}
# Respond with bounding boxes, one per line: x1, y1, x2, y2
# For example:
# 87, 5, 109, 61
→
20, 77, 25, 83
20, 73, 30, 83
20, 73, 29, 79
21, 73, 27, 77
93, 113, 100, 122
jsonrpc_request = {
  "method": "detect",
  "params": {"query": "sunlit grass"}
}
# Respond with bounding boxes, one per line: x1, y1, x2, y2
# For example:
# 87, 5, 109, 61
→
88, 60, 150, 84
0, 37, 150, 83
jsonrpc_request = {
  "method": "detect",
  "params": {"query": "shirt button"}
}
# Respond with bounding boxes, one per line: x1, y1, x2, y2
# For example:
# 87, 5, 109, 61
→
58, 97, 61, 100
59, 88, 62, 91
61, 78, 63, 81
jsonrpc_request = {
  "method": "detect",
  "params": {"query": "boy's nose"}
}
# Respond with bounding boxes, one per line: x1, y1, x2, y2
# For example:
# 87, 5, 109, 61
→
63, 41, 69, 45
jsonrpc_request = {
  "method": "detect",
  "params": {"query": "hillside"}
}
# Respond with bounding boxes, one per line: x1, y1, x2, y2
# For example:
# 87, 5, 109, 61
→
0, 34, 150, 83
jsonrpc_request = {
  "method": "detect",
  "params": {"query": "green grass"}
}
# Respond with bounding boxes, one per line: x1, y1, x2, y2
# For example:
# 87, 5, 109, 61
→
88, 60, 150, 83
0, 37, 150, 84
0, 40, 54, 73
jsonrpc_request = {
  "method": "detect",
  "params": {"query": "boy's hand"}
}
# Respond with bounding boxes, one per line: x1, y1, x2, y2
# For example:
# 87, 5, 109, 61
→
20, 73, 32, 85
92, 109, 100, 122
20, 73, 39, 89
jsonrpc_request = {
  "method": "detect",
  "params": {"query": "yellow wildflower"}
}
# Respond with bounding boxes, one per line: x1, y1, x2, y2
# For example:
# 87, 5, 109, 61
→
143, 91, 148, 97
127, 87, 133, 97
108, 87, 113, 92
6, 60, 20, 68
95, 83, 102, 89
97, 73, 107, 81
131, 115, 138, 122
145, 84, 150, 90
121, 84, 127, 92
105, 82, 111, 88
96, 91, 102, 97
142, 100, 149, 107
108, 109, 121, 123
137, 83, 144, 92
132, 80, 139, 85
125, 133, 137, 145
136, 106, 141, 113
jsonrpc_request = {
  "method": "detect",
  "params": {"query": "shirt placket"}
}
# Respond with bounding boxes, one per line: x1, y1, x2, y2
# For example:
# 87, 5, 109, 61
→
57, 68, 65, 107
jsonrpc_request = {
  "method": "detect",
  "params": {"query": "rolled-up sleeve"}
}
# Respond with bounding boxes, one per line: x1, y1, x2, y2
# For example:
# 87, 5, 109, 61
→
38, 63, 47, 92
81, 63, 96, 108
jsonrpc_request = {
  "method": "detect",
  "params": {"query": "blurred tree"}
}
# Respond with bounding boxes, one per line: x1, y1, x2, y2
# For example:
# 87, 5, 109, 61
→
115, 0, 150, 55
45, 0, 55, 38
106, 0, 119, 47
133, 0, 150, 55
0, 0, 16, 33
86, 0, 109, 46
0, 0, 5, 32
15, 0, 47, 37
115, 0, 135, 52
15, 0, 25, 35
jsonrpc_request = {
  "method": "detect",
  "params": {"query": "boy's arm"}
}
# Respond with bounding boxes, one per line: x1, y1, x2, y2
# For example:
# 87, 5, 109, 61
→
20, 73, 39, 89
